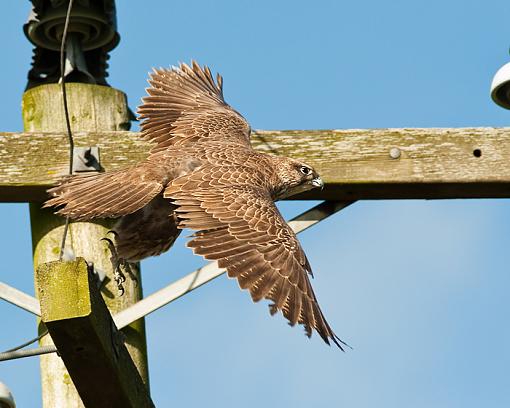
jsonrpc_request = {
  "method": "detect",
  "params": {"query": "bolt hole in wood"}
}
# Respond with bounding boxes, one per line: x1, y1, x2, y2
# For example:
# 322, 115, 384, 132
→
473, 148, 482, 157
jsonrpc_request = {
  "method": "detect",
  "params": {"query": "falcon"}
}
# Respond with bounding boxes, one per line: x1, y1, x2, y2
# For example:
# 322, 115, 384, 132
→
45, 61, 347, 349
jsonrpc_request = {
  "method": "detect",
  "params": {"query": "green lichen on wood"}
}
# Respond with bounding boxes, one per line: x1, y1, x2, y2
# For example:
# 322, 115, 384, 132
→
37, 259, 92, 322
22, 84, 132, 132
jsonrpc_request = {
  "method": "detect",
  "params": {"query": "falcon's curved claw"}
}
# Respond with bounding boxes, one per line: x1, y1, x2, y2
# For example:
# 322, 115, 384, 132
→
106, 229, 119, 239
101, 232, 138, 296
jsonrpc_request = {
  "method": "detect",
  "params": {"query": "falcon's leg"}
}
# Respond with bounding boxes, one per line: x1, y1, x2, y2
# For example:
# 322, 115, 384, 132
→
100, 195, 182, 294
101, 231, 137, 295
106, 230, 139, 284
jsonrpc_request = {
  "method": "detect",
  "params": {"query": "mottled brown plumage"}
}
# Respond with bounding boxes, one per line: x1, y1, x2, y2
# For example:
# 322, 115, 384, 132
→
45, 61, 346, 349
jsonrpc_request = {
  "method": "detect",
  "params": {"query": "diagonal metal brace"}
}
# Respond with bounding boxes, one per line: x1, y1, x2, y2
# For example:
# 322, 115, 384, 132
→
0, 282, 41, 316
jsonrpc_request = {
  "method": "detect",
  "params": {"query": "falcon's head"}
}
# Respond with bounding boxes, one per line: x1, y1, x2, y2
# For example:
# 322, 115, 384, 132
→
273, 158, 324, 199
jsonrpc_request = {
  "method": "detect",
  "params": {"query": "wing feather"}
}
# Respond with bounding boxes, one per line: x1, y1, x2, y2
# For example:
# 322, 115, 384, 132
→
165, 183, 347, 349
138, 61, 251, 152
44, 165, 166, 220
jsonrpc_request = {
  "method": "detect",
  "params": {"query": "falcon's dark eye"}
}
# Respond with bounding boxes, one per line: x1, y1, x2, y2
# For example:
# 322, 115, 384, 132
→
300, 166, 312, 175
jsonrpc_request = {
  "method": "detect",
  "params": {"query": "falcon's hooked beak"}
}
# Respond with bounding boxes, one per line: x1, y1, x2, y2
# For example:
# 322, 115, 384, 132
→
311, 177, 324, 190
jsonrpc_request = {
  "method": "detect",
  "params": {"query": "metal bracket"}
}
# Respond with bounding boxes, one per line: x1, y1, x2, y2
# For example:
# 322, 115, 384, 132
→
72, 146, 100, 172
61, 33, 96, 84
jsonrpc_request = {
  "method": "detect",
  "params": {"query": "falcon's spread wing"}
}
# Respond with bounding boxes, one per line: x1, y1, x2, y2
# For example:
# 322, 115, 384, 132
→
44, 62, 250, 220
139, 61, 252, 153
44, 165, 166, 220
165, 181, 346, 349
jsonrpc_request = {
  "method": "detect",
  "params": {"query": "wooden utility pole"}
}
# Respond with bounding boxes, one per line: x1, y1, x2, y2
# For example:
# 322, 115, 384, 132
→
23, 84, 149, 407
21, 2, 150, 405
24, 85, 148, 405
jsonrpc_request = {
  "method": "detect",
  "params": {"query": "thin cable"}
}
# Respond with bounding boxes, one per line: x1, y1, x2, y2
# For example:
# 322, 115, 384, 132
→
58, 0, 75, 260
0, 330, 55, 362
2, 329, 48, 353
0, 345, 57, 362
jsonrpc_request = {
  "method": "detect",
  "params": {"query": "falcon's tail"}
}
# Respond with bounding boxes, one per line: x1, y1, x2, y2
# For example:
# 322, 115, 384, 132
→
44, 167, 164, 220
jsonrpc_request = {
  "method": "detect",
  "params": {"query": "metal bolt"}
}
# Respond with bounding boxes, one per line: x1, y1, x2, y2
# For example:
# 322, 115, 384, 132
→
389, 147, 401, 159
73, 146, 100, 172
82, 147, 93, 165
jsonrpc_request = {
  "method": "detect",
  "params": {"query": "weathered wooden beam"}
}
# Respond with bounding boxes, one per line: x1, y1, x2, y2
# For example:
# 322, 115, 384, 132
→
1, 127, 509, 201
26, 83, 149, 407
37, 259, 154, 408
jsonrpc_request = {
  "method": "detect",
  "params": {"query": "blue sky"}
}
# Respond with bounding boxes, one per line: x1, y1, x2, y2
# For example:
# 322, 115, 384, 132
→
2, 0, 510, 407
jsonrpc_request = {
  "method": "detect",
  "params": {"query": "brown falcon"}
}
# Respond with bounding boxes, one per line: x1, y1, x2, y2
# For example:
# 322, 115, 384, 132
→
45, 61, 347, 349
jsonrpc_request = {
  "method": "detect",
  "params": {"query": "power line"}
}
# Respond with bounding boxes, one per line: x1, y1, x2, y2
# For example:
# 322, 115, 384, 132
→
58, 0, 75, 261
0, 345, 57, 362
2, 329, 48, 353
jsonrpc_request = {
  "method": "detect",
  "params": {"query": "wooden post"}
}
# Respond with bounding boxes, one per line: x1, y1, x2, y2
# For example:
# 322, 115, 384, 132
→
23, 83, 149, 407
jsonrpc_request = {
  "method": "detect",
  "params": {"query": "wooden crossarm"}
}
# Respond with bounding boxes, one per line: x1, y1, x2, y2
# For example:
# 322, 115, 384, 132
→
1, 127, 509, 201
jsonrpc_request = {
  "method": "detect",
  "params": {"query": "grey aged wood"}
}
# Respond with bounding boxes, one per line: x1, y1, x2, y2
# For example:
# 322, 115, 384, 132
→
24, 83, 149, 408
1, 127, 509, 201
37, 259, 154, 408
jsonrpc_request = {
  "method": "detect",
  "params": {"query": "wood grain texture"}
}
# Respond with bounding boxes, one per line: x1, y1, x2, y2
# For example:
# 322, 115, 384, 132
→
1, 127, 510, 201
22, 84, 132, 133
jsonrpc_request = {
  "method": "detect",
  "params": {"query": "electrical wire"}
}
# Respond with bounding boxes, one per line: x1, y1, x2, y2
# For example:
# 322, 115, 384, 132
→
0, 345, 57, 362
0, 330, 57, 362
2, 329, 48, 353
58, 0, 75, 261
